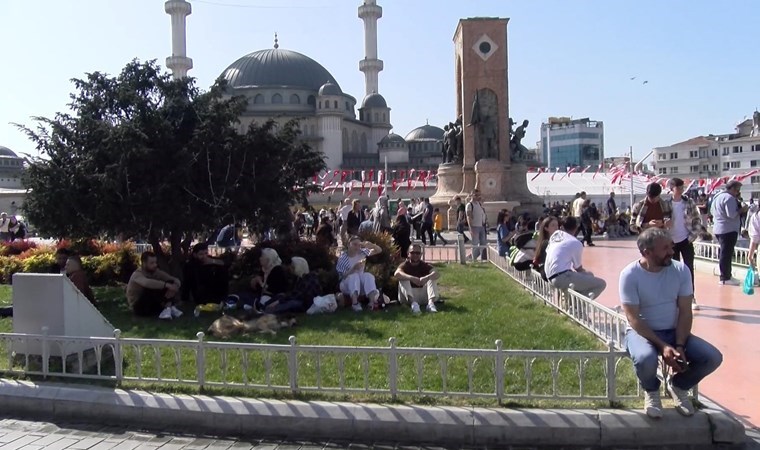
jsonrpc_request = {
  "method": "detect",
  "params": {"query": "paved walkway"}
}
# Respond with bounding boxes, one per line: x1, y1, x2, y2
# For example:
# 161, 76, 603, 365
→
578, 238, 759, 429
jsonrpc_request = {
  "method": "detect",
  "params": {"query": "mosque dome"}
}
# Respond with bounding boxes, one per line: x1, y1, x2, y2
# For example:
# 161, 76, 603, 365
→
221, 48, 341, 91
0, 146, 17, 157
318, 81, 342, 96
361, 93, 387, 108
404, 124, 445, 141
379, 133, 406, 146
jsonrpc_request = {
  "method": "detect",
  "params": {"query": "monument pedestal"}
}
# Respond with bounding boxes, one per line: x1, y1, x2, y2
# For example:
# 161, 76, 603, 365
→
506, 162, 544, 218
430, 163, 463, 230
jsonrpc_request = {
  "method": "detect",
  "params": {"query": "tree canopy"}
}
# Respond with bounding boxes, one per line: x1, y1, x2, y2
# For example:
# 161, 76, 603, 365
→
17, 60, 325, 257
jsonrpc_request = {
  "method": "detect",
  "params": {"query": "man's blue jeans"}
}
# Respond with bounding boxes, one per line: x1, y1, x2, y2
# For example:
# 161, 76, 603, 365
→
470, 226, 487, 261
624, 328, 722, 392
715, 231, 738, 281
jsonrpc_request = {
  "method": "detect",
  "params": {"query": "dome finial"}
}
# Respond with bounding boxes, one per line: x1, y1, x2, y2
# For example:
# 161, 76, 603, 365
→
426, 119, 429, 125
273, 32, 279, 49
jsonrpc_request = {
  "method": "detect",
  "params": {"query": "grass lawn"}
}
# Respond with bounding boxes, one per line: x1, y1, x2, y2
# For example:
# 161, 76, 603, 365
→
0, 264, 639, 406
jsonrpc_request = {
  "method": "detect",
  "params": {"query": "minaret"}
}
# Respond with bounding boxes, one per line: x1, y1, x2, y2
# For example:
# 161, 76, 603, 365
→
358, 0, 383, 96
165, 0, 193, 79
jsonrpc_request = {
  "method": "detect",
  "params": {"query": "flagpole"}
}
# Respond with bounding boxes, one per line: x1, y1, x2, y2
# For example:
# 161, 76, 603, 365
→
629, 146, 634, 210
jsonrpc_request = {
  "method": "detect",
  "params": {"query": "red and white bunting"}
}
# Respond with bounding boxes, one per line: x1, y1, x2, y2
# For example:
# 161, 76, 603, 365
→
551, 167, 560, 181
530, 167, 545, 181
592, 164, 603, 180
580, 165, 592, 176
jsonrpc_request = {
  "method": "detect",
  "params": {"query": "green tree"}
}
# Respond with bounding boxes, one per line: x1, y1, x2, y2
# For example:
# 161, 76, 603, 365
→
17, 60, 324, 267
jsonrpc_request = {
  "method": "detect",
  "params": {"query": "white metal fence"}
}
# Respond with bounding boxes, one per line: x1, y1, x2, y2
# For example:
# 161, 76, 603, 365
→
0, 328, 640, 403
693, 241, 750, 267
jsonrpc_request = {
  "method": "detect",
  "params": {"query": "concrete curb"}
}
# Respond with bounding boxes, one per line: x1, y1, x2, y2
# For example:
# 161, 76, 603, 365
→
0, 380, 745, 448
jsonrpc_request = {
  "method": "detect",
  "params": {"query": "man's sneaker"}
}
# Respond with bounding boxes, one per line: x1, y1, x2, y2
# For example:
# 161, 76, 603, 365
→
158, 307, 173, 320
667, 380, 695, 416
691, 299, 700, 311
643, 390, 663, 419
719, 279, 740, 286
170, 306, 183, 318
426, 302, 438, 313
352, 302, 363, 313
411, 302, 421, 314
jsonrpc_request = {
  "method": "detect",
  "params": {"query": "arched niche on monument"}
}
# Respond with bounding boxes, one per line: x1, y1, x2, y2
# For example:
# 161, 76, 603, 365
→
470, 88, 499, 161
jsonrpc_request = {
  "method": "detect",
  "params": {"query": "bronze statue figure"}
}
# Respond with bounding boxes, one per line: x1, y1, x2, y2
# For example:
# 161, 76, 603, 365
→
510, 119, 529, 162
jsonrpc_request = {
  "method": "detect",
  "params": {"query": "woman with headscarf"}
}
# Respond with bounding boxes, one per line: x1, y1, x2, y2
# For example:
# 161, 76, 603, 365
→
250, 248, 292, 312
266, 257, 322, 314
371, 195, 391, 233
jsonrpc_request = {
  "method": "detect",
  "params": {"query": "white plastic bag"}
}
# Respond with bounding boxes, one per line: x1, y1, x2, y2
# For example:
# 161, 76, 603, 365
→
307, 294, 338, 315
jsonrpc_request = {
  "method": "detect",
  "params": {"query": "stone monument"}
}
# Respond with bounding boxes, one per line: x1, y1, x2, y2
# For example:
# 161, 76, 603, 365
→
430, 17, 543, 226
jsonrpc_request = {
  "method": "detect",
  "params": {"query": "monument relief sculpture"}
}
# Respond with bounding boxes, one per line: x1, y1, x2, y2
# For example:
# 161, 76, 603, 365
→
510, 119, 529, 162
468, 89, 499, 160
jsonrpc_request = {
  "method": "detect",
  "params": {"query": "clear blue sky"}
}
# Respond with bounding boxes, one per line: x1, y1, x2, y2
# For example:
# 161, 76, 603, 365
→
1, 0, 758, 161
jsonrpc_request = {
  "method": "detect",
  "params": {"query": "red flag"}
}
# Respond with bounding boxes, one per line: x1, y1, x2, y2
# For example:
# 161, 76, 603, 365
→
737, 169, 759, 183
551, 167, 560, 181
560, 166, 578, 180
580, 165, 592, 176
407, 178, 413, 192
530, 167, 544, 181
592, 164, 602, 180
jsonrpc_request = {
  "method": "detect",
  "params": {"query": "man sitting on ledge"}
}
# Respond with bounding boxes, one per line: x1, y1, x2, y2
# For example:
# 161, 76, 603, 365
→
620, 227, 722, 419
127, 251, 183, 320
394, 243, 439, 314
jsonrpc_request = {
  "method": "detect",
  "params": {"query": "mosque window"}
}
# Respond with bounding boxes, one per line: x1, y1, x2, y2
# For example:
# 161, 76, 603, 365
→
345, 102, 350, 111
290, 94, 301, 104
361, 133, 367, 153
334, 100, 338, 109
272, 93, 283, 104
352, 130, 359, 152
318, 101, 322, 109
382, 113, 386, 122
324, 101, 329, 109
307, 95, 316, 107
342, 128, 349, 153
374, 113, 379, 122
253, 94, 264, 104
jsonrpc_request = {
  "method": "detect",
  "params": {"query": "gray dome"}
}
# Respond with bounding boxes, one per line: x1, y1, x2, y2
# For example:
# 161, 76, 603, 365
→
221, 48, 340, 91
0, 146, 17, 157
380, 133, 406, 146
405, 124, 445, 141
361, 93, 387, 108
318, 81, 342, 96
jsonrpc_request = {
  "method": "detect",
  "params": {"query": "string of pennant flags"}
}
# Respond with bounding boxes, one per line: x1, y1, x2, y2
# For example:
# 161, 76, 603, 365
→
311, 169, 438, 197
527, 162, 759, 195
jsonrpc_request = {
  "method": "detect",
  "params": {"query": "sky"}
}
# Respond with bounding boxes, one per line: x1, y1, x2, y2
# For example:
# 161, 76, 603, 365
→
1, 0, 759, 162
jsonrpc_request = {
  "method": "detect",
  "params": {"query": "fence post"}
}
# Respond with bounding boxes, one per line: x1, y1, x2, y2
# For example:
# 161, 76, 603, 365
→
196, 332, 206, 389
288, 335, 298, 394
606, 340, 617, 405
41, 326, 49, 379
456, 234, 466, 265
113, 329, 123, 384
494, 339, 504, 405
388, 337, 398, 401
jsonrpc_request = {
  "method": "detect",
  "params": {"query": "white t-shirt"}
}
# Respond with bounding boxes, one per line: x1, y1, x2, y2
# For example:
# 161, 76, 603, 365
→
670, 199, 689, 243
466, 201, 486, 227
749, 211, 760, 244
544, 230, 583, 279
338, 204, 352, 221
571, 198, 585, 217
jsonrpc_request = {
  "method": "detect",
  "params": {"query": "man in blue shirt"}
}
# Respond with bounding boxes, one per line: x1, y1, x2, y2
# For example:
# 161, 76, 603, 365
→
620, 228, 722, 419
710, 181, 747, 285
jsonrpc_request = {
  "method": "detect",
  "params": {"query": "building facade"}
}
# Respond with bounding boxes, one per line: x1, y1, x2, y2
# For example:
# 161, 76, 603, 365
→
540, 117, 604, 169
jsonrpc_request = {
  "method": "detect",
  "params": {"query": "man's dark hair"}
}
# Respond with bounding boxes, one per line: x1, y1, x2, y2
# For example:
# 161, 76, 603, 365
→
141, 251, 157, 264
725, 180, 742, 191
55, 248, 71, 257
646, 182, 662, 198
192, 242, 209, 254
562, 216, 579, 232
668, 177, 684, 188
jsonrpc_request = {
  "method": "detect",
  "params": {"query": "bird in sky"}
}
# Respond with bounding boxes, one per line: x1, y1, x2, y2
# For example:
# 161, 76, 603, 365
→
630, 76, 636, 80
642, 80, 649, 84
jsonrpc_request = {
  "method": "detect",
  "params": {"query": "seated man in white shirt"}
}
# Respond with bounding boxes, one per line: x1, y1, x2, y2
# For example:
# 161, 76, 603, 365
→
394, 243, 439, 314
544, 216, 607, 299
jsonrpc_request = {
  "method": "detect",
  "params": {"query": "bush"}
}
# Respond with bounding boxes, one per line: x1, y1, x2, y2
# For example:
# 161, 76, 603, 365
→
0, 256, 23, 284
0, 240, 38, 256
21, 253, 55, 274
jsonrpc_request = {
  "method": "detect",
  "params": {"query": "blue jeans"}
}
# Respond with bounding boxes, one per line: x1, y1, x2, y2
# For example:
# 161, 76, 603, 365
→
715, 231, 738, 281
624, 328, 722, 392
470, 226, 487, 261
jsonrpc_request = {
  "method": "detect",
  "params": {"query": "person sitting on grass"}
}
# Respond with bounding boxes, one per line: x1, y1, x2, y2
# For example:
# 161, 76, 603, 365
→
265, 257, 322, 314
65, 255, 95, 305
336, 236, 382, 312
126, 251, 183, 320
394, 243, 439, 314
182, 243, 229, 306
250, 248, 292, 312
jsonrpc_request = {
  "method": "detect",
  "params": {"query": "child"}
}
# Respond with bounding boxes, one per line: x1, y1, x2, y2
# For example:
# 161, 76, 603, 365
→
433, 208, 449, 245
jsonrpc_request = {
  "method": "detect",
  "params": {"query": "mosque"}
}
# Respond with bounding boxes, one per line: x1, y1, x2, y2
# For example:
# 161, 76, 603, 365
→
165, 0, 443, 173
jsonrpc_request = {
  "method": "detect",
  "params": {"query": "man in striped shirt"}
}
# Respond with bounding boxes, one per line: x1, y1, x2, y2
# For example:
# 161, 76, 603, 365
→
337, 236, 383, 312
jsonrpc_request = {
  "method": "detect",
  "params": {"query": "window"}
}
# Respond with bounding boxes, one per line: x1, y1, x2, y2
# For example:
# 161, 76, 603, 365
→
702, 165, 709, 172
730, 161, 741, 169
290, 94, 300, 104
752, 176, 760, 184
689, 150, 698, 158
689, 165, 699, 173
722, 148, 729, 156
669, 152, 678, 159
382, 113, 386, 122
360, 132, 367, 153
722, 162, 730, 171
374, 113, 379, 122
657, 153, 667, 161
272, 93, 282, 104
753, 144, 760, 152
324, 101, 329, 109
334, 100, 338, 109
711, 164, 718, 172
345, 102, 351, 111
307, 95, 316, 106
711, 149, 718, 157
253, 94, 264, 104
669, 167, 678, 174
752, 160, 759, 168
658, 168, 667, 175
733, 146, 743, 153
699, 149, 707, 158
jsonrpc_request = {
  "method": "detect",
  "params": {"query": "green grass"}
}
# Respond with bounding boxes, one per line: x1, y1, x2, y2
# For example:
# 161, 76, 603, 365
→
0, 264, 640, 407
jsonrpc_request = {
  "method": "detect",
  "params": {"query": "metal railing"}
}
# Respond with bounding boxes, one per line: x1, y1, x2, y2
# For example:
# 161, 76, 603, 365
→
0, 328, 639, 403
693, 241, 750, 267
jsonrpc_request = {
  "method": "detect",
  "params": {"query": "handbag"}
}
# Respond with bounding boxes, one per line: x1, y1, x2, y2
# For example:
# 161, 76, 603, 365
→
744, 267, 755, 295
